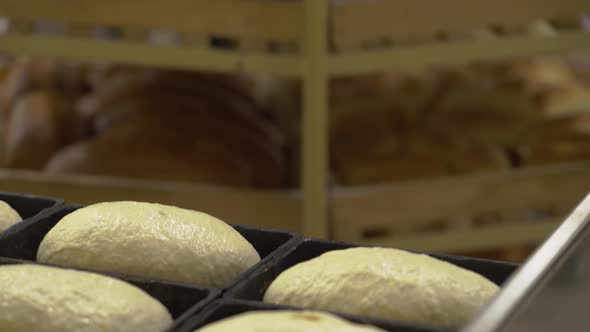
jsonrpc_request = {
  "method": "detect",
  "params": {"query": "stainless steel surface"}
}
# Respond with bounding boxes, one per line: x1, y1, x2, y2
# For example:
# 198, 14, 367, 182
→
464, 194, 590, 332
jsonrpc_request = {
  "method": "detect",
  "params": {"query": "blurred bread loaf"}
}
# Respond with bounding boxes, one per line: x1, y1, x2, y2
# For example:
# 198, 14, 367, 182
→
4, 90, 83, 169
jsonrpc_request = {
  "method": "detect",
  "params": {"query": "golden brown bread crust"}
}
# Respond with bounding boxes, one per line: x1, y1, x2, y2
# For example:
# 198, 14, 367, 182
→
522, 137, 590, 165
45, 124, 253, 187
0, 58, 61, 110
4, 90, 83, 169
494, 57, 577, 93
84, 68, 285, 149
534, 112, 590, 139
91, 91, 283, 147
330, 109, 404, 163
78, 66, 289, 187
534, 84, 590, 118
333, 128, 511, 185
331, 71, 436, 117
89, 102, 285, 187
89, 69, 258, 115
426, 80, 537, 146
448, 145, 511, 174
334, 152, 449, 186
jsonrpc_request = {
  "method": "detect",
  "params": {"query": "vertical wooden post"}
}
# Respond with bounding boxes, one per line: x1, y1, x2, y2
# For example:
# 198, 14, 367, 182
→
301, 0, 329, 238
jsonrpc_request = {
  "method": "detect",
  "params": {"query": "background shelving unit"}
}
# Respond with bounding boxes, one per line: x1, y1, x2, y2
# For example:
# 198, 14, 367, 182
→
0, 0, 589, 253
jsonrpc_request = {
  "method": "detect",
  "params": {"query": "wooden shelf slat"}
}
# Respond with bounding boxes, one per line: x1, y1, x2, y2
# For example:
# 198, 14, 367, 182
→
333, 163, 590, 234
0, 33, 305, 76
328, 32, 590, 76
0, 170, 301, 232
333, 0, 590, 49
0, 0, 303, 40
354, 220, 559, 253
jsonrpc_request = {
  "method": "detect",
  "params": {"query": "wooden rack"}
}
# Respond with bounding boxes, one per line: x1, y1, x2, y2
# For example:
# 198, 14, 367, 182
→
0, 0, 589, 253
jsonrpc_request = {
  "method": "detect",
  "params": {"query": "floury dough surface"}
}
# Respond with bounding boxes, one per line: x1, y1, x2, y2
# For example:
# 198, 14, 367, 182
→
0, 200, 22, 232
37, 201, 261, 287
0, 264, 172, 332
194, 310, 386, 332
264, 247, 499, 328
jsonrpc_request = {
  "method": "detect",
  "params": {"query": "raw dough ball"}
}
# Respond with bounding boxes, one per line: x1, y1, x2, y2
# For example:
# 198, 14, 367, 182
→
0, 200, 22, 232
0, 264, 172, 332
264, 247, 499, 328
37, 201, 261, 287
195, 310, 385, 332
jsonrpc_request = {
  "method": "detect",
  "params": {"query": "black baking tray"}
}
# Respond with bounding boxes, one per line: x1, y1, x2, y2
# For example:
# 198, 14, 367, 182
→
0, 257, 220, 332
173, 299, 451, 332
0, 191, 63, 234
0, 203, 302, 288
227, 237, 519, 302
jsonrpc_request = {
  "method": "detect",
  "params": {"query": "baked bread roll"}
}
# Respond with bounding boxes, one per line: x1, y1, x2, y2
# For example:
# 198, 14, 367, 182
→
448, 145, 511, 174
524, 138, 590, 165
4, 90, 83, 170
264, 247, 499, 328
407, 132, 511, 175
44, 122, 255, 187
428, 83, 536, 146
195, 310, 385, 332
495, 57, 576, 93
0, 264, 172, 332
334, 152, 448, 185
331, 109, 404, 162
536, 84, 590, 118
0, 200, 22, 232
535, 113, 590, 139
37, 201, 261, 287
95, 105, 285, 187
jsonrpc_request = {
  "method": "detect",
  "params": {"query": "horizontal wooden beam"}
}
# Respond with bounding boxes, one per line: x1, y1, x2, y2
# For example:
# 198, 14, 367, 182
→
333, 0, 590, 48
354, 220, 560, 253
328, 32, 590, 76
0, 169, 301, 231
0, 0, 302, 40
333, 162, 590, 229
0, 33, 305, 77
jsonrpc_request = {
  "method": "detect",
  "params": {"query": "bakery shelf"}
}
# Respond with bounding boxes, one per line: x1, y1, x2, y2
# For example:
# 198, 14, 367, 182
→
0, 0, 589, 251
0, 169, 301, 232
0, 33, 305, 77
328, 31, 590, 76
332, 0, 590, 50
333, 162, 590, 252
0, 0, 302, 41
0, 0, 304, 76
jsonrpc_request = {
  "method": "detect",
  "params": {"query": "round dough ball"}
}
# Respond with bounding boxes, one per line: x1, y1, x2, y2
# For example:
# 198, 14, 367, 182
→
0, 200, 22, 232
264, 247, 499, 328
37, 201, 261, 287
0, 264, 172, 332
195, 310, 385, 332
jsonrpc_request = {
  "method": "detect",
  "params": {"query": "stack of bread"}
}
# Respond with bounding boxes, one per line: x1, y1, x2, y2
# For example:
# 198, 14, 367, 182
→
0, 58, 88, 169
2, 56, 589, 189
0, 59, 288, 188
331, 57, 590, 186
508, 58, 590, 165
